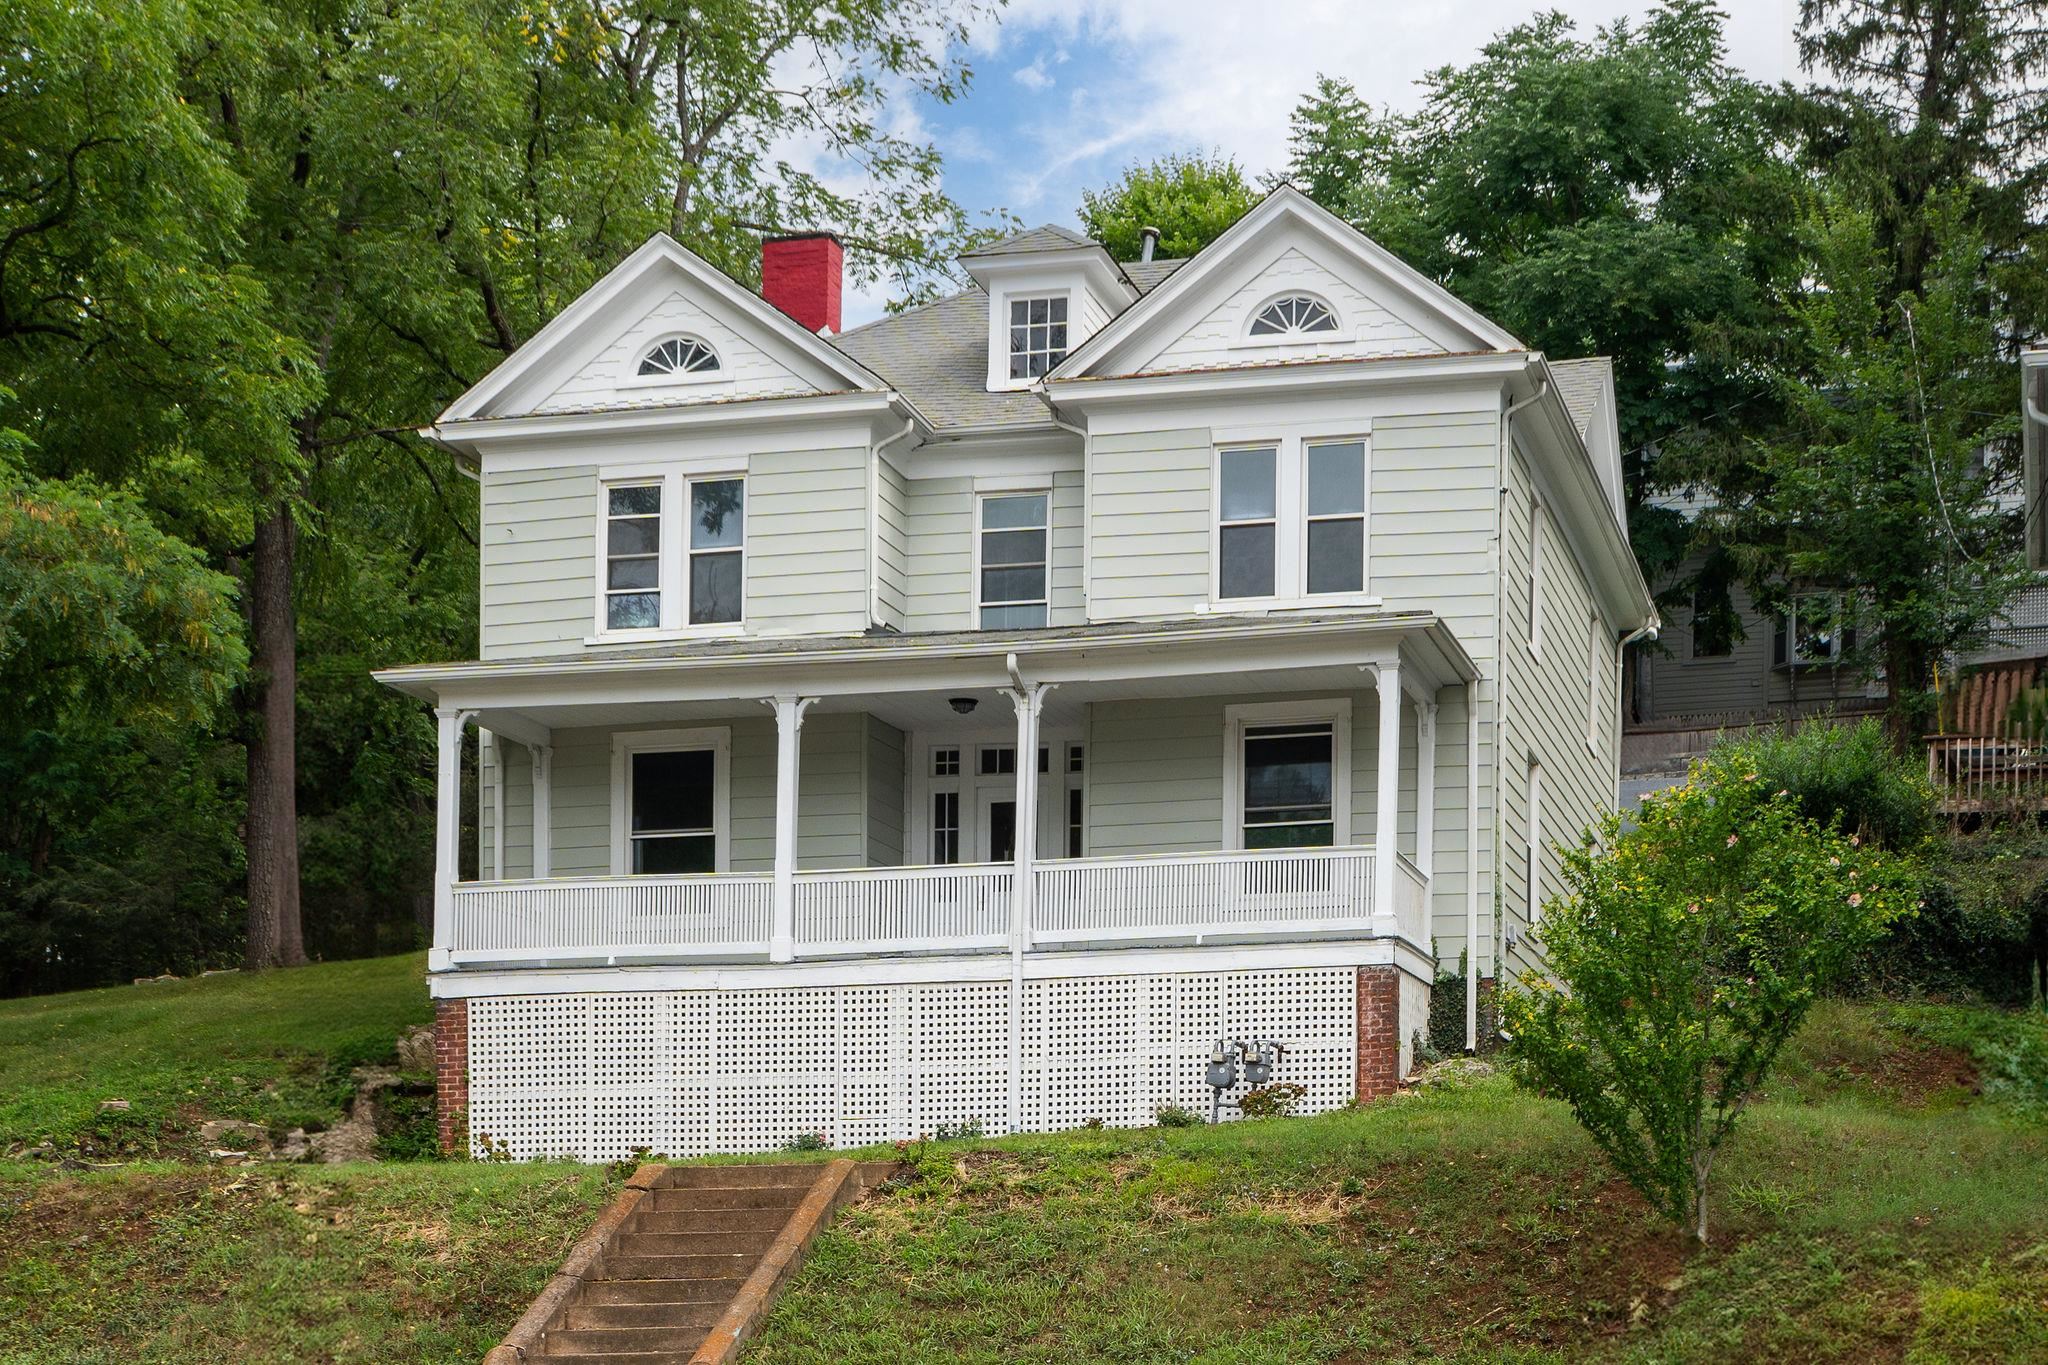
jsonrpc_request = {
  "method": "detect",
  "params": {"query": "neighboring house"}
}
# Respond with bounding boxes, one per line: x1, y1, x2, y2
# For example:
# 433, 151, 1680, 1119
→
377, 188, 1655, 1161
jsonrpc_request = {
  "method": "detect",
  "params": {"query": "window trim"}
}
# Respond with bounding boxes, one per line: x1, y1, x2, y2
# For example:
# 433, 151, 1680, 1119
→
1779, 592, 1847, 668
591, 470, 747, 643
972, 488, 1051, 630
1221, 698, 1353, 852
999, 290, 1071, 388
1527, 495, 1545, 658
1239, 290, 1345, 346
1526, 755, 1544, 924
1587, 611, 1606, 755
619, 333, 732, 391
1209, 433, 1372, 607
609, 726, 731, 875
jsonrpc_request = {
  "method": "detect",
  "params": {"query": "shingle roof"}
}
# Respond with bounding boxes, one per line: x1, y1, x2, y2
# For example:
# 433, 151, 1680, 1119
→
958, 224, 1100, 258
831, 258, 1189, 433
1549, 357, 1612, 438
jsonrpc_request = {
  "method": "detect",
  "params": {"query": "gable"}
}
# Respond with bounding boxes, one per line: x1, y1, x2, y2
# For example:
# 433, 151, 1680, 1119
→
1140, 244, 1447, 375
1054, 186, 1520, 382
532, 287, 815, 415
439, 234, 886, 425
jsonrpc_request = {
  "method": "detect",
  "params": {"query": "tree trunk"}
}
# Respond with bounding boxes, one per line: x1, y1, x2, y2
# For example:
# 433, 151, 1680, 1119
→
244, 499, 305, 969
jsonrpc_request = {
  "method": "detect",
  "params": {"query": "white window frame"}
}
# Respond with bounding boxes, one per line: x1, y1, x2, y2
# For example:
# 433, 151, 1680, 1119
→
972, 488, 1051, 630
999, 291, 1071, 387
1208, 432, 1374, 609
1527, 495, 1545, 657
609, 726, 732, 875
1221, 698, 1353, 851
905, 727, 1080, 865
1783, 592, 1846, 667
619, 332, 731, 392
1236, 291, 1348, 349
592, 470, 746, 643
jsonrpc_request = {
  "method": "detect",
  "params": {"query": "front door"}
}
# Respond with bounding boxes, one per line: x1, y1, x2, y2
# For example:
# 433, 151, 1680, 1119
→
977, 788, 1018, 863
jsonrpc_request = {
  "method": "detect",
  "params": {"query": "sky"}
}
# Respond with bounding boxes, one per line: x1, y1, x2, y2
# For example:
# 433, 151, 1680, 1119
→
840, 0, 1803, 325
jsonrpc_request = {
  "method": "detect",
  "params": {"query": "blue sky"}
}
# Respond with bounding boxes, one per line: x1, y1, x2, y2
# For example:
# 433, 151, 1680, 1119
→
841, 0, 1800, 324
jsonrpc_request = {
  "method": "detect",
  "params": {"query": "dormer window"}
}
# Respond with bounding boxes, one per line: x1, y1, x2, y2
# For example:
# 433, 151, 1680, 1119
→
637, 336, 720, 377
1249, 294, 1338, 337
1008, 296, 1068, 379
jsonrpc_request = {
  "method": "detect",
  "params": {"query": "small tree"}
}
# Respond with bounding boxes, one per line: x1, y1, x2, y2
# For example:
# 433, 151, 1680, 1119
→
1502, 752, 1912, 1242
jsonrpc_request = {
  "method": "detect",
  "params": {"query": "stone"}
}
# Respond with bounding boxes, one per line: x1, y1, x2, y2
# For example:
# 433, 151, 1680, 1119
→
97, 1099, 131, 1113
395, 1024, 435, 1073
198, 1118, 271, 1152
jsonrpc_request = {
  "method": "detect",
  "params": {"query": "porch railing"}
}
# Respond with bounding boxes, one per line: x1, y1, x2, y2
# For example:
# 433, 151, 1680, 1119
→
1032, 846, 1379, 946
447, 844, 1423, 966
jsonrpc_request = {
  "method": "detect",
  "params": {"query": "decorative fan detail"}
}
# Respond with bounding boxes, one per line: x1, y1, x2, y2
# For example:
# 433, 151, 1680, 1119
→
637, 336, 721, 376
1249, 295, 1339, 337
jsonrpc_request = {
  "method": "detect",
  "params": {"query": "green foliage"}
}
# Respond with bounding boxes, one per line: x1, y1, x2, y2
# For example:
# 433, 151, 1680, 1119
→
1425, 954, 1502, 1058
1887, 1001, 2048, 1119
1077, 151, 1258, 261
1700, 196, 2028, 738
1504, 750, 1914, 1241
783, 1131, 831, 1152
1873, 821, 2048, 1003
1234, 1082, 1308, 1119
1150, 1103, 1200, 1128
1710, 718, 1938, 852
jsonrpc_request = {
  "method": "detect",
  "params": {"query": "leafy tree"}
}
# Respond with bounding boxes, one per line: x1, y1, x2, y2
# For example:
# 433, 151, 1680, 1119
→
1504, 750, 1913, 1243
1078, 152, 1258, 260
1699, 196, 2026, 741
1282, 76, 1392, 211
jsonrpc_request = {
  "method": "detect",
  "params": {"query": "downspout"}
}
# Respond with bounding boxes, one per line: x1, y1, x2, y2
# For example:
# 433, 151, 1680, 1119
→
870, 414, 917, 629
1464, 677, 1481, 1053
1486, 379, 1547, 1027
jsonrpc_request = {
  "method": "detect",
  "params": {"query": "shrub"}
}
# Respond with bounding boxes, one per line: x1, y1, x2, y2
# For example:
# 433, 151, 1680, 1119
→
782, 1131, 830, 1152
1153, 1103, 1201, 1128
1503, 750, 1913, 1242
1713, 717, 1937, 852
1236, 1082, 1308, 1118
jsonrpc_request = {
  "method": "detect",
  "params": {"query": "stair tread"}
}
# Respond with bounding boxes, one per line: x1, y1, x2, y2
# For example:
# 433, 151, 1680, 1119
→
545, 1324, 710, 1353
629, 1208, 792, 1235
562, 1301, 728, 1330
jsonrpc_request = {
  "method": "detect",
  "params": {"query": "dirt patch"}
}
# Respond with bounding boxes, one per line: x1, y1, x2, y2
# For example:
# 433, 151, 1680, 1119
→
1843, 1040, 1980, 1108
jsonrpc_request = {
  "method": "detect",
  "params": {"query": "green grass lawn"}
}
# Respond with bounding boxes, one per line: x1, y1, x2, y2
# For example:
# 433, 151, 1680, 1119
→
0, 953, 432, 1155
1, 958, 2043, 1363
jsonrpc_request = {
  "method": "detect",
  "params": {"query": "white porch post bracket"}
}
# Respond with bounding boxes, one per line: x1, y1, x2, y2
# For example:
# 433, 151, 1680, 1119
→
530, 744, 553, 879
431, 706, 478, 972
1363, 657, 1403, 940
1415, 699, 1438, 883
767, 695, 818, 963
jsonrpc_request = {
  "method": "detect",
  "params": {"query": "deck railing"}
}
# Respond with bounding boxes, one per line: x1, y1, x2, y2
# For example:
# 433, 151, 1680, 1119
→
447, 844, 1418, 966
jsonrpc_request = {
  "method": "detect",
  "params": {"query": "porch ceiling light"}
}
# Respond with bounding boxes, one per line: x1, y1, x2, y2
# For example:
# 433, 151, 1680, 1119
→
949, 696, 978, 715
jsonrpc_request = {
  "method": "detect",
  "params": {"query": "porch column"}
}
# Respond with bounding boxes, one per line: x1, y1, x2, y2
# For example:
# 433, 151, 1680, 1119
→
768, 695, 817, 962
531, 744, 553, 879
1002, 678, 1051, 1137
431, 706, 474, 972
1414, 699, 1438, 882
481, 728, 503, 880
1372, 660, 1403, 937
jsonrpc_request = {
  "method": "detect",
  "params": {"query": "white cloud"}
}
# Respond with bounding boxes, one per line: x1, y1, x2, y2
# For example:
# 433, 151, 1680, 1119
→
1013, 55, 1055, 90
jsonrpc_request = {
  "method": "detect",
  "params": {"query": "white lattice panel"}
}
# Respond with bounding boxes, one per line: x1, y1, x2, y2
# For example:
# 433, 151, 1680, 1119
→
463, 965, 1370, 1160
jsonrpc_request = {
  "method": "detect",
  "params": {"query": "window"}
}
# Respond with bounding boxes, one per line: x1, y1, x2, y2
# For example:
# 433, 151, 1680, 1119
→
932, 791, 960, 865
623, 746, 721, 874
1689, 585, 1734, 658
1218, 446, 1278, 599
1526, 757, 1544, 923
1216, 438, 1369, 601
1065, 744, 1086, 858
1587, 613, 1606, 750
932, 747, 960, 777
1240, 721, 1336, 849
598, 474, 744, 634
1249, 294, 1338, 336
1527, 496, 1544, 654
978, 493, 1049, 628
1007, 295, 1068, 379
637, 336, 719, 377
688, 478, 744, 625
977, 745, 1049, 776
1778, 593, 1845, 667
604, 484, 662, 629
1305, 440, 1365, 594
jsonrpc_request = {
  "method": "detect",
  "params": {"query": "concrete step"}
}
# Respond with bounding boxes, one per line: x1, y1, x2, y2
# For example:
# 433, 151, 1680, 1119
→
540, 1355, 696, 1365
579, 1277, 749, 1307
627, 1206, 793, 1236
663, 1164, 820, 1190
543, 1325, 710, 1357
646, 1185, 807, 1213
560, 1300, 729, 1331
612, 1228, 778, 1257
599, 1251, 761, 1281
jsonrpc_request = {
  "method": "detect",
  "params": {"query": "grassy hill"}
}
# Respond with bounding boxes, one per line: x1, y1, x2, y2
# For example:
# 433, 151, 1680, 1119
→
1, 959, 2044, 1363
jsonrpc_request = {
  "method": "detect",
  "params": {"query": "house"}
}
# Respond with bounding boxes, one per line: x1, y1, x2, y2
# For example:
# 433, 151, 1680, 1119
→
376, 187, 1656, 1161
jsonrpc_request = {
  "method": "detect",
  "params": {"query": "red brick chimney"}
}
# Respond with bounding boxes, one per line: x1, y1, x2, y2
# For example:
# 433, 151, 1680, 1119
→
760, 232, 843, 335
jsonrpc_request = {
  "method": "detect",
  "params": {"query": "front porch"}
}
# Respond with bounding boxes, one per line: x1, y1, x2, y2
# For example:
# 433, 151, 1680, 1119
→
383, 613, 1478, 977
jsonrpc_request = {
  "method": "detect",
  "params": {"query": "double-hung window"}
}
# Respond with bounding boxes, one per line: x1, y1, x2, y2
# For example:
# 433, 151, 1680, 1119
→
1216, 436, 1368, 602
612, 727, 729, 876
977, 493, 1049, 628
598, 474, 745, 635
1240, 721, 1338, 849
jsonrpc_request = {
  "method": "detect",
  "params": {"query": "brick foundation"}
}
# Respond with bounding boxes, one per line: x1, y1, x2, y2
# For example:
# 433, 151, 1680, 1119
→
1355, 965, 1401, 1102
434, 998, 469, 1156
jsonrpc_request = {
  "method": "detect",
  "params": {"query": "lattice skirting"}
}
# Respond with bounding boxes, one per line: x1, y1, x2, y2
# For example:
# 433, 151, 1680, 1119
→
463, 966, 1367, 1161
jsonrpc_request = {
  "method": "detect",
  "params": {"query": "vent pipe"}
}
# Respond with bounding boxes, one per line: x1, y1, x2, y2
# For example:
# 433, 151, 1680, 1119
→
1138, 225, 1160, 262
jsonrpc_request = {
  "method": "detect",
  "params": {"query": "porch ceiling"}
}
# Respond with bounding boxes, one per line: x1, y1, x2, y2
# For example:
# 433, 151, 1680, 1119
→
376, 610, 1478, 734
